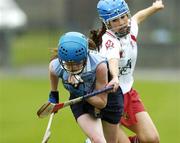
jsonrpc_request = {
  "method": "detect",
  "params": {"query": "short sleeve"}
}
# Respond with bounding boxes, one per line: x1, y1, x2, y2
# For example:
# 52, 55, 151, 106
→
49, 58, 64, 78
130, 18, 139, 38
100, 34, 120, 60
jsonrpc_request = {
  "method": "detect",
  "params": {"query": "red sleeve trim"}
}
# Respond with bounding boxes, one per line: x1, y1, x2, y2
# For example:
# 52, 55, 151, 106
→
106, 31, 116, 38
131, 35, 137, 42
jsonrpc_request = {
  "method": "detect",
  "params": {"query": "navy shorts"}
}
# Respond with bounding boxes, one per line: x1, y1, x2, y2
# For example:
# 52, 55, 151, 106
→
70, 87, 124, 124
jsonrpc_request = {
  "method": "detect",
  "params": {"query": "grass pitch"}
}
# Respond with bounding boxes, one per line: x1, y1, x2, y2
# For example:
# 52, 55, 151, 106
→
0, 75, 179, 143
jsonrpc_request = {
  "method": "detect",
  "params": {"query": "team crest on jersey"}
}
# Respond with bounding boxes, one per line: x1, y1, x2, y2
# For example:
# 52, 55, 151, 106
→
105, 40, 114, 49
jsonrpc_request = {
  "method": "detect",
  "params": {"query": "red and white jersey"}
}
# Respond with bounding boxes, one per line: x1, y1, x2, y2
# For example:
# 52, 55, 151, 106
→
99, 18, 138, 94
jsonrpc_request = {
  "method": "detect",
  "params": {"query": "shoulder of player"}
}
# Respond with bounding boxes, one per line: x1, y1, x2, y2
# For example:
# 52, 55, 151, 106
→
88, 52, 106, 60
103, 30, 116, 40
130, 17, 138, 27
49, 58, 59, 69
89, 49, 99, 54
49, 58, 63, 74
102, 31, 117, 46
129, 18, 139, 39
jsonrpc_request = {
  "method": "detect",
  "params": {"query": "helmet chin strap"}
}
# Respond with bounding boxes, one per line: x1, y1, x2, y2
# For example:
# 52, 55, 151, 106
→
115, 25, 130, 38
71, 59, 87, 75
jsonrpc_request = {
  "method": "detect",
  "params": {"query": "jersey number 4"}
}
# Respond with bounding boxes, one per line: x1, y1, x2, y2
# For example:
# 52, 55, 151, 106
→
119, 59, 132, 75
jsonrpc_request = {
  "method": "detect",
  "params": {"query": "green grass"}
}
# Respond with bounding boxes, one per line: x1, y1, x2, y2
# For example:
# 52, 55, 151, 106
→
133, 81, 180, 143
0, 76, 85, 143
0, 76, 180, 143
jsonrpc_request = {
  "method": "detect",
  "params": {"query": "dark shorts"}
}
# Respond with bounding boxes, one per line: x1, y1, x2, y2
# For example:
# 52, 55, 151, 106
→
70, 87, 124, 124
120, 88, 145, 126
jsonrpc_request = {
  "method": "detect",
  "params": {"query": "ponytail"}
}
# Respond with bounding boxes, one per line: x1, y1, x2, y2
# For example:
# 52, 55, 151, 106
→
50, 48, 58, 61
89, 22, 106, 51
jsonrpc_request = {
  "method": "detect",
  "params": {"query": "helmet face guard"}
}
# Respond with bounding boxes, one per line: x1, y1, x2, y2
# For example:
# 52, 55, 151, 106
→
59, 60, 86, 75
97, 0, 130, 37
58, 32, 88, 74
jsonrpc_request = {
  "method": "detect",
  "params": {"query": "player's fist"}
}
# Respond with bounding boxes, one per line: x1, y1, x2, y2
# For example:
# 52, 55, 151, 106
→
106, 76, 119, 93
152, 0, 164, 10
68, 74, 83, 87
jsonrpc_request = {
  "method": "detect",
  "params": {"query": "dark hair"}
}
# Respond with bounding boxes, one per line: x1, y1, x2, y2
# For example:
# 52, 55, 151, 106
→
50, 48, 58, 61
89, 22, 106, 51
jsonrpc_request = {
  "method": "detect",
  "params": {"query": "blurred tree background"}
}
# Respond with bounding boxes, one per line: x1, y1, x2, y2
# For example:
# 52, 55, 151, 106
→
11, 0, 179, 68
0, 0, 179, 68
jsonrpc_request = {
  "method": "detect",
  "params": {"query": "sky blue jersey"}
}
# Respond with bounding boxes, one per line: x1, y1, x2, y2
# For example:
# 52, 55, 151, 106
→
50, 52, 107, 97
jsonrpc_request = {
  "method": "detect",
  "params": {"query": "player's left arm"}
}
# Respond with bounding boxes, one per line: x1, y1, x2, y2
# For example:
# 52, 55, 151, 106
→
86, 62, 108, 109
132, 0, 164, 24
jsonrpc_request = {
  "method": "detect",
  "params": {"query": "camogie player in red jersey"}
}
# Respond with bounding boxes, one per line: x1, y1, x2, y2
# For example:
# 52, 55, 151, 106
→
87, 0, 164, 143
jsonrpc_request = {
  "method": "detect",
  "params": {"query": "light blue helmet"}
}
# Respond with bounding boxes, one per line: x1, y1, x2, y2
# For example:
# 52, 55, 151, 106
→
58, 32, 88, 63
97, 0, 129, 22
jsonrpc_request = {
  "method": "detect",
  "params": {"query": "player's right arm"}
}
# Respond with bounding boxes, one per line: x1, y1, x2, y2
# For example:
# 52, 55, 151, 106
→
48, 59, 60, 104
49, 63, 59, 91
100, 35, 120, 92
107, 58, 119, 92
132, 0, 164, 24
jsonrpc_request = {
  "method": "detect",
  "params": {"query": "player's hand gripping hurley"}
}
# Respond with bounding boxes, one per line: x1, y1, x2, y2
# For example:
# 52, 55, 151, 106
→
37, 86, 113, 118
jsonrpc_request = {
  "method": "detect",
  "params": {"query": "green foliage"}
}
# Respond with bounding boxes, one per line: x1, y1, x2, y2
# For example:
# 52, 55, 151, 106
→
0, 76, 180, 143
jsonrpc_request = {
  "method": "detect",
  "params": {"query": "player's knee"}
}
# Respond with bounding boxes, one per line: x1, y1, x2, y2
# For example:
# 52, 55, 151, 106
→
106, 138, 118, 143
139, 133, 160, 143
149, 134, 160, 143
91, 135, 106, 143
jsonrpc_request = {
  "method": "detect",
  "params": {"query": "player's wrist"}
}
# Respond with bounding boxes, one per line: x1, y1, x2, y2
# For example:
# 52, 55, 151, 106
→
48, 91, 59, 103
112, 75, 119, 81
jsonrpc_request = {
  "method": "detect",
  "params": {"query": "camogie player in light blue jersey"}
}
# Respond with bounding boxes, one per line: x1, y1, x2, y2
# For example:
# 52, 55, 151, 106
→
48, 32, 124, 143
86, 0, 164, 143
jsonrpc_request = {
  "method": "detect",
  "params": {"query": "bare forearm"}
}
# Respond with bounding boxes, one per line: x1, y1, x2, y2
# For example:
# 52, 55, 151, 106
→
87, 95, 107, 109
49, 72, 59, 91
49, 64, 59, 91
106, 58, 120, 92
133, 7, 158, 24
109, 58, 119, 79
133, 0, 164, 24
